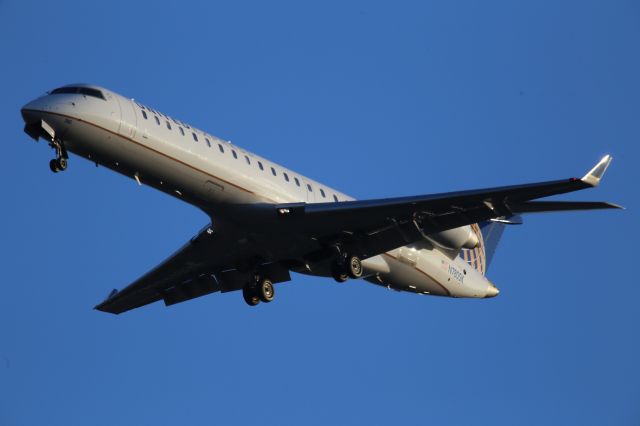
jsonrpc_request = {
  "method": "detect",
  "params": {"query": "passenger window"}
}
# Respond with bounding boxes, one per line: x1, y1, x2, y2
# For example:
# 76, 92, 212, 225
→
258, 161, 264, 171
154, 116, 160, 125
271, 167, 277, 176
179, 127, 185, 136
205, 138, 211, 147
192, 132, 198, 142
166, 121, 172, 130
245, 155, 250, 165
333, 194, 338, 202
218, 144, 224, 153
232, 150, 238, 159
320, 188, 326, 198
294, 177, 300, 186
307, 184, 312, 192
141, 110, 148, 119
283, 172, 289, 182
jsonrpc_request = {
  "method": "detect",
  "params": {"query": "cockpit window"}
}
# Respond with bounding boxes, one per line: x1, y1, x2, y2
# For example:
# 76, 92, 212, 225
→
50, 86, 106, 100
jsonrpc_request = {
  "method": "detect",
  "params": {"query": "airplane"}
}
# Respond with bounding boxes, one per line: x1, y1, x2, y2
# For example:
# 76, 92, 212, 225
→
20, 84, 621, 314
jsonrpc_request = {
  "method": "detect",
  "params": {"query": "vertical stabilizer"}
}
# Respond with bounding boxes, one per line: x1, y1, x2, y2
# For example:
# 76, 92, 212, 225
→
478, 220, 508, 273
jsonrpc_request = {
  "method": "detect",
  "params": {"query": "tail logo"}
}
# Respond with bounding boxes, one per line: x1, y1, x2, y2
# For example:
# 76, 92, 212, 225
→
460, 224, 486, 275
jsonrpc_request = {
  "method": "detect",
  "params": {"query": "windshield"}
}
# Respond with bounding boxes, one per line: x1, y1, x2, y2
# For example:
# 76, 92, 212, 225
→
50, 86, 105, 100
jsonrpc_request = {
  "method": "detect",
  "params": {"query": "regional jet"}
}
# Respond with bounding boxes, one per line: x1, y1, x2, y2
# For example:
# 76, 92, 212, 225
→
20, 84, 621, 314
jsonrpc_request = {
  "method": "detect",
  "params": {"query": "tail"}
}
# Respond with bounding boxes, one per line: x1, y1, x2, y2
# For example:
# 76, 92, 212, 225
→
478, 220, 509, 273
458, 155, 619, 276
460, 217, 520, 276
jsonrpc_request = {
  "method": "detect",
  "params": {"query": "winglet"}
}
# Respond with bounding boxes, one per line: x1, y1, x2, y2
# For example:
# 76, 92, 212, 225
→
581, 155, 613, 187
99, 289, 118, 303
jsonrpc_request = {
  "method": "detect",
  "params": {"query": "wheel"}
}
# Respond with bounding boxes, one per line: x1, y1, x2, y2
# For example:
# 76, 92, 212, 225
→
333, 272, 349, 283
49, 159, 59, 173
257, 279, 275, 303
242, 287, 260, 306
57, 157, 68, 171
347, 255, 363, 279
331, 264, 349, 283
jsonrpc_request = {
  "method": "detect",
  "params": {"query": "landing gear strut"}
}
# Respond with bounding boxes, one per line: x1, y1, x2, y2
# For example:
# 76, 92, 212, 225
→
48, 139, 68, 173
242, 277, 276, 306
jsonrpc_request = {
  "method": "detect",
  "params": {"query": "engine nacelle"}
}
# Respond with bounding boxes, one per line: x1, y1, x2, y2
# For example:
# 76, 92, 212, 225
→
424, 225, 479, 251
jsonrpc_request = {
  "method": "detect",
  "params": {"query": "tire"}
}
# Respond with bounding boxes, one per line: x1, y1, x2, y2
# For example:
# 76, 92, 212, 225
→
49, 159, 59, 173
333, 272, 349, 283
347, 255, 363, 279
331, 264, 349, 283
257, 279, 275, 303
242, 287, 260, 306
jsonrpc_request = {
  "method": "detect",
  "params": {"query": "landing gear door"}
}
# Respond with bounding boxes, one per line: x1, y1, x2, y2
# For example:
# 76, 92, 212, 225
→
115, 97, 137, 139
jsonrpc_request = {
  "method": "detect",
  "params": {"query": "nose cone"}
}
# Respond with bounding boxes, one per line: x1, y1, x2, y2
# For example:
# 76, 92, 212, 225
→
22, 96, 49, 113
485, 284, 500, 298
21, 96, 63, 141
21, 97, 49, 124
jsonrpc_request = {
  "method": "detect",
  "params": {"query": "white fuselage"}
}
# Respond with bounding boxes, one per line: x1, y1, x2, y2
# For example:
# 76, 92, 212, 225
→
21, 85, 499, 299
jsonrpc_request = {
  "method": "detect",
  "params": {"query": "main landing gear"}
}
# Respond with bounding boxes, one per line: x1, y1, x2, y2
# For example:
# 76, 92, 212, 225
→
331, 252, 363, 283
242, 277, 275, 307
48, 139, 68, 173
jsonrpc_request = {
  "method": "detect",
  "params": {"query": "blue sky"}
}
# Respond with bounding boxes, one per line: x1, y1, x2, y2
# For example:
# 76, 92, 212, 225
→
1, 1, 638, 425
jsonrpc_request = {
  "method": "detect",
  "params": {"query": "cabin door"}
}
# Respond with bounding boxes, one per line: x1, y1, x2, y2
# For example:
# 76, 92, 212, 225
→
115, 97, 137, 139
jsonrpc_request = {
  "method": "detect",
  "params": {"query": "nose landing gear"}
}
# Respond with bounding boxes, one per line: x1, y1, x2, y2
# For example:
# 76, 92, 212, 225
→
49, 157, 67, 173
48, 139, 68, 173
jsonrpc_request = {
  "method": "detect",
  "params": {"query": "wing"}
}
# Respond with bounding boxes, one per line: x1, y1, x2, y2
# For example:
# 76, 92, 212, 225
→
270, 155, 621, 261
94, 224, 290, 314
96, 155, 619, 314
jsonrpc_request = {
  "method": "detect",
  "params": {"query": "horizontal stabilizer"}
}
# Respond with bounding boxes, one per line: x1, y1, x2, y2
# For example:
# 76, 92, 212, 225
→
509, 201, 622, 213
490, 215, 523, 225
581, 155, 613, 187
